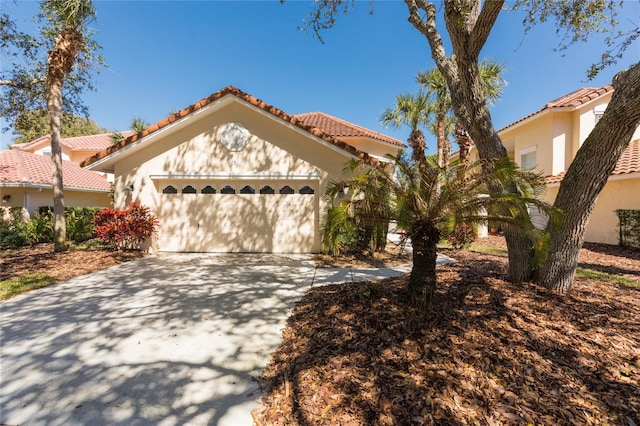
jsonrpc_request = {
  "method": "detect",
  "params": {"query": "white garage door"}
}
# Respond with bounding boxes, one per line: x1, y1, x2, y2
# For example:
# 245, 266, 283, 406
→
156, 180, 319, 253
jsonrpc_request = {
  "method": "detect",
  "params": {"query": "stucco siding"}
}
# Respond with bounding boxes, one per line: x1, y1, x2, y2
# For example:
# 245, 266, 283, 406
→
111, 100, 361, 253
0, 187, 110, 218
545, 176, 640, 245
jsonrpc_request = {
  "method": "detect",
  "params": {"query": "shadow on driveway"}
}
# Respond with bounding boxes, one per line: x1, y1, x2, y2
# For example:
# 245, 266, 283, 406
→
1, 254, 317, 426
1, 252, 447, 425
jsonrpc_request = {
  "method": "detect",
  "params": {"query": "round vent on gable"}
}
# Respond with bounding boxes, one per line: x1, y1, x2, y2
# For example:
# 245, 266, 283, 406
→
219, 122, 250, 151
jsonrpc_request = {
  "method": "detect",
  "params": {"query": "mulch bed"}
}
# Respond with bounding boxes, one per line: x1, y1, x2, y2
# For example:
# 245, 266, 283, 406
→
0, 242, 145, 282
254, 241, 640, 425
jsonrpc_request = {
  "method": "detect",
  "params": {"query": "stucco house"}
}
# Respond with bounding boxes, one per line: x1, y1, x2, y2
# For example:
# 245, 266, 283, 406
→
11, 132, 132, 165
82, 86, 404, 253
0, 150, 111, 218
462, 85, 640, 245
1, 132, 129, 218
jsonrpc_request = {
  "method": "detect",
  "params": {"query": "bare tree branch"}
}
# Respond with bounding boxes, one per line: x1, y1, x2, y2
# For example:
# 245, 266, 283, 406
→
0, 77, 45, 89
470, 0, 504, 57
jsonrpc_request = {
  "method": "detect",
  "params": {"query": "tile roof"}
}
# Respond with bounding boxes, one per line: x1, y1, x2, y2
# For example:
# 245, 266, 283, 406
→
545, 138, 640, 184
14, 132, 133, 152
82, 86, 399, 168
0, 150, 111, 191
294, 112, 404, 147
499, 85, 614, 133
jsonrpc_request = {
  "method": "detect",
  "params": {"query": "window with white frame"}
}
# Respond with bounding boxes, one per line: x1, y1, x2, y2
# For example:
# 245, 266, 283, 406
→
594, 104, 607, 124
520, 146, 537, 171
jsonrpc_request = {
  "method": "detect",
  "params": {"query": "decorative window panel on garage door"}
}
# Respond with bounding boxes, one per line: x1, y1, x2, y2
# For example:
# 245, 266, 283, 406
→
155, 180, 319, 253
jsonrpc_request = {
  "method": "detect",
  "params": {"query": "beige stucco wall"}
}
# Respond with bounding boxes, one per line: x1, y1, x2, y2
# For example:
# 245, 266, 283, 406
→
110, 100, 378, 252
499, 113, 563, 175
341, 137, 403, 159
0, 187, 110, 218
544, 176, 640, 245
156, 181, 318, 252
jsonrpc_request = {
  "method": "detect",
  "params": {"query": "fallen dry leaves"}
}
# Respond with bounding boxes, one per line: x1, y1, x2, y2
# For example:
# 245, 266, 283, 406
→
0, 242, 145, 282
255, 241, 639, 425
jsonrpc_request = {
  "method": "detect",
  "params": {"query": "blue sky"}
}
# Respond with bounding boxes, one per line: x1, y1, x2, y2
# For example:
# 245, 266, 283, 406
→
1, 1, 639, 151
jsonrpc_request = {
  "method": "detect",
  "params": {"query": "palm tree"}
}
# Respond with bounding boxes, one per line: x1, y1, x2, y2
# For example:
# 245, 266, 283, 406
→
44, 0, 96, 252
380, 92, 430, 168
130, 117, 148, 133
323, 160, 394, 256
324, 155, 549, 310
417, 59, 507, 169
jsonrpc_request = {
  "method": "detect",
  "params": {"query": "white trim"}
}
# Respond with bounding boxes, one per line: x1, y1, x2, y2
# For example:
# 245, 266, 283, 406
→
520, 145, 537, 155
519, 145, 537, 171
86, 94, 367, 172
149, 172, 322, 180
0, 182, 110, 192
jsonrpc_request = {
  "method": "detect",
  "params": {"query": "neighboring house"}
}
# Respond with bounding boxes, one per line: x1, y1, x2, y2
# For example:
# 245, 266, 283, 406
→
11, 132, 132, 165
0, 150, 111, 218
83, 86, 404, 253
1, 132, 131, 218
460, 85, 640, 245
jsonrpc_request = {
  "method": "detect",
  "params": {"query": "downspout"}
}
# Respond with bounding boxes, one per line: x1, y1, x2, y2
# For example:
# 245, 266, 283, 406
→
24, 188, 43, 219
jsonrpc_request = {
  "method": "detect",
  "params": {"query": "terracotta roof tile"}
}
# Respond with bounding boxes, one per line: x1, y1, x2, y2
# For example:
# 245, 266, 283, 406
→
82, 86, 399, 168
499, 86, 614, 133
0, 150, 110, 191
14, 132, 133, 152
294, 112, 404, 147
545, 139, 640, 184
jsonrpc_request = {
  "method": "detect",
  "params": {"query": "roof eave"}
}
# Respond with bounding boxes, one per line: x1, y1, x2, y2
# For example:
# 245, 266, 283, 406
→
0, 181, 110, 192
85, 95, 237, 172
339, 135, 405, 149
498, 107, 573, 135
85, 90, 379, 170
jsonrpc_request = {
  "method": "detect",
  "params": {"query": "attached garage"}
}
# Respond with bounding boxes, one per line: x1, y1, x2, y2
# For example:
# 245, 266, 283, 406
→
156, 179, 318, 252
82, 86, 403, 253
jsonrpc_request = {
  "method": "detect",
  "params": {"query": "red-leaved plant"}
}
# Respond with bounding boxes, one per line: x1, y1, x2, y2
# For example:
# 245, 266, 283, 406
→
94, 202, 158, 250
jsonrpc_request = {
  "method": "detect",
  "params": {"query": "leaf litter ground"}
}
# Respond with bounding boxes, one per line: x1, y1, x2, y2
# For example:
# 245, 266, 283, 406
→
255, 238, 639, 425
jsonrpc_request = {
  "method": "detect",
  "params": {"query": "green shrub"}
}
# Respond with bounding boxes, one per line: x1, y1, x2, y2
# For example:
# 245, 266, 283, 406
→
25, 213, 54, 243
38, 206, 102, 242
0, 223, 28, 247
322, 205, 389, 256
616, 209, 640, 248
66, 210, 95, 242
0, 206, 103, 247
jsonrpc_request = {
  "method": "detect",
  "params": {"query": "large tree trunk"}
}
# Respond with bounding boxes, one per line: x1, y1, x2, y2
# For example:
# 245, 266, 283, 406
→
46, 28, 83, 252
536, 63, 640, 292
408, 219, 440, 310
405, 0, 534, 282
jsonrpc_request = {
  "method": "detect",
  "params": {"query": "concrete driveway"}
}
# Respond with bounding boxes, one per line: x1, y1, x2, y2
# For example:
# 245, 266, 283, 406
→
0, 253, 435, 426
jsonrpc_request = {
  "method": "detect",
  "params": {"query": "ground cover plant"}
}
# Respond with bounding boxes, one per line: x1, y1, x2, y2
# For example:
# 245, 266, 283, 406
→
254, 237, 639, 425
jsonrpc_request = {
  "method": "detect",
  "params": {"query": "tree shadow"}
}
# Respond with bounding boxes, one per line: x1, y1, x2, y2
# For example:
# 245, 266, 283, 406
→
257, 251, 639, 424
0, 253, 319, 425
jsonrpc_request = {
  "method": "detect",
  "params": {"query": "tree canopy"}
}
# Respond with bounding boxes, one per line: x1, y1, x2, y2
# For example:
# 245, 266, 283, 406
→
12, 109, 105, 144
0, 7, 103, 132
300, 0, 640, 292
